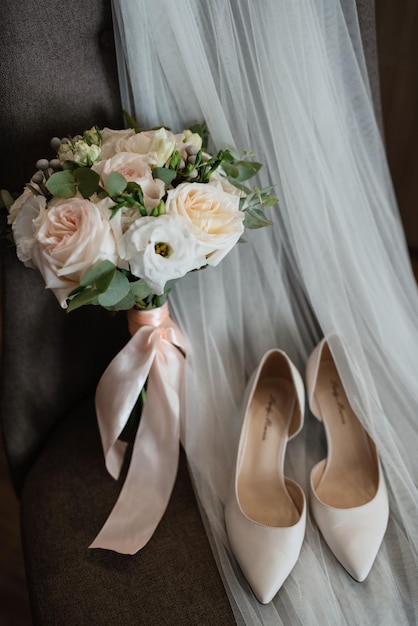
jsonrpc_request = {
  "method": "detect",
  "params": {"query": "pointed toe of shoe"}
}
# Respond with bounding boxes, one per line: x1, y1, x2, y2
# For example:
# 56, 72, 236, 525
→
310, 464, 389, 581
225, 482, 306, 603
329, 528, 384, 582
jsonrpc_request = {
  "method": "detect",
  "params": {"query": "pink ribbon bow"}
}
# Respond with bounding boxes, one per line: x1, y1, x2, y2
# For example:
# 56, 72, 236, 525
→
90, 302, 188, 554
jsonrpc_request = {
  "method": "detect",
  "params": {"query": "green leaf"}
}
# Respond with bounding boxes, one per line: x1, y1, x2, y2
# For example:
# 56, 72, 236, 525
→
98, 270, 130, 306
0, 189, 15, 210
62, 161, 78, 171
80, 260, 116, 291
169, 150, 182, 171
243, 208, 273, 229
46, 170, 76, 198
152, 167, 177, 188
67, 287, 101, 312
103, 291, 136, 311
129, 279, 152, 300
224, 160, 262, 183
106, 171, 127, 197
123, 109, 141, 132
221, 163, 239, 179
73, 168, 100, 198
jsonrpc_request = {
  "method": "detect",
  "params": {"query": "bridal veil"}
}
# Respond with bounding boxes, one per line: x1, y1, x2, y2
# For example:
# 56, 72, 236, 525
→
111, 1, 418, 623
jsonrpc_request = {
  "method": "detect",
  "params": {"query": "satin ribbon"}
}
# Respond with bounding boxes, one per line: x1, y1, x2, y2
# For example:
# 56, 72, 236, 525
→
90, 302, 189, 554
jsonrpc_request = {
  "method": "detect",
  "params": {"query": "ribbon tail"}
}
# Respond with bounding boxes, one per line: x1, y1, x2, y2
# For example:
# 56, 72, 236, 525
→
90, 343, 184, 554
95, 328, 156, 479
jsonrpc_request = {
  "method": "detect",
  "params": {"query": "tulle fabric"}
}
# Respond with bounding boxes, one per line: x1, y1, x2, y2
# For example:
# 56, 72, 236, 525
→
112, 1, 418, 623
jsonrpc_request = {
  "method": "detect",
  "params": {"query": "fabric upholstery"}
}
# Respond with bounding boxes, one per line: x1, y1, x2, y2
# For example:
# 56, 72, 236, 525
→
21, 399, 234, 625
0, 0, 125, 494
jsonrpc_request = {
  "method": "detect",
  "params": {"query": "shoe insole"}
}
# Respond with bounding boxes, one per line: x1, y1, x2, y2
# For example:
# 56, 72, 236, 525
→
314, 359, 378, 508
238, 377, 300, 527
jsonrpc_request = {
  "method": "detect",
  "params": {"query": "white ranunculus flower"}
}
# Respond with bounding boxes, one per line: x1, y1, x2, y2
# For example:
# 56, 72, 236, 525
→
83, 127, 101, 146
165, 182, 244, 266
57, 142, 74, 163
92, 152, 165, 211
31, 196, 120, 307
119, 127, 176, 167
120, 214, 207, 295
100, 127, 136, 159
11, 193, 47, 267
72, 140, 101, 165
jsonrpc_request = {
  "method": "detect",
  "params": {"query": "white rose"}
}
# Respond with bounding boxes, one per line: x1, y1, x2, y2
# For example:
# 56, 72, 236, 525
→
12, 193, 47, 267
100, 127, 136, 159
165, 182, 244, 266
92, 152, 165, 211
120, 127, 176, 167
31, 197, 120, 307
120, 214, 207, 295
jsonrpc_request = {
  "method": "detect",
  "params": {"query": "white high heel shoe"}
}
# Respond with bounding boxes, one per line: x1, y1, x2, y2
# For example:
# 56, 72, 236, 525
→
225, 349, 306, 604
306, 336, 389, 582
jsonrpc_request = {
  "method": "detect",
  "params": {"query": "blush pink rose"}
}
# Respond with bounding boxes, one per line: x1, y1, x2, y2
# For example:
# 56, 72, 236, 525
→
92, 152, 165, 211
31, 197, 120, 307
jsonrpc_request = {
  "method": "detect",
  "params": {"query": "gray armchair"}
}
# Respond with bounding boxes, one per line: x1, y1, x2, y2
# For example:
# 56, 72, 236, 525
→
0, 1, 234, 623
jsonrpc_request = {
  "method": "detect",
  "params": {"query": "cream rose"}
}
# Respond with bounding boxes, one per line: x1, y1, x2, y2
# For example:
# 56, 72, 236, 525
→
165, 182, 244, 265
119, 127, 176, 167
99, 127, 136, 159
120, 215, 207, 295
31, 197, 120, 307
92, 152, 165, 211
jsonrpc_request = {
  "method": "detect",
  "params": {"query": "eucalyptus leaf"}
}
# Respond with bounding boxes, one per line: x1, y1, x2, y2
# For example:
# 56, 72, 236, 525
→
222, 163, 239, 179
74, 168, 100, 198
106, 171, 127, 197
227, 160, 262, 183
80, 260, 116, 290
62, 161, 78, 171
243, 207, 273, 229
98, 270, 130, 306
129, 279, 152, 300
67, 287, 101, 312
46, 170, 76, 198
104, 291, 136, 311
152, 167, 177, 188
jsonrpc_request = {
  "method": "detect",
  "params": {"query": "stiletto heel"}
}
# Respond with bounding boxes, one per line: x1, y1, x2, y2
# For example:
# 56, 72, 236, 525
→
306, 336, 389, 582
225, 349, 306, 604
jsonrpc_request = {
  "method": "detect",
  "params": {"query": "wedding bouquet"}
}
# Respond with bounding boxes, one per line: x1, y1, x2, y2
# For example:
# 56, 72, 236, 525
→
7, 118, 276, 313
5, 118, 277, 554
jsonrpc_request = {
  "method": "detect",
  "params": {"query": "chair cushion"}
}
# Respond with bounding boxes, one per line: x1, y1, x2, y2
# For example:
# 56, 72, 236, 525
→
21, 396, 235, 625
